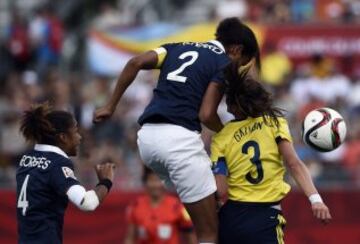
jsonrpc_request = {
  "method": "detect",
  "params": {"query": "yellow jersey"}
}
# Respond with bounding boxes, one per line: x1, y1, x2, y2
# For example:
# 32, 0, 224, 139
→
211, 117, 292, 203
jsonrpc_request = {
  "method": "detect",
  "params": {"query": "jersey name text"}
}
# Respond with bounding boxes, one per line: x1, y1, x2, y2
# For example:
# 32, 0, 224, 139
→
19, 155, 51, 170
234, 121, 265, 142
182, 42, 224, 54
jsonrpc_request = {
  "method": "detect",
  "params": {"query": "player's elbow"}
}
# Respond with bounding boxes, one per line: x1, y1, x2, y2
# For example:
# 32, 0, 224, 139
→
127, 56, 144, 70
199, 109, 215, 125
78, 190, 100, 212
67, 185, 100, 211
286, 158, 304, 174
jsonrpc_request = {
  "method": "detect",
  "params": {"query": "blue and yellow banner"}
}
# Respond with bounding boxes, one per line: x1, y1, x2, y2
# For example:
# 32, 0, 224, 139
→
90, 22, 264, 54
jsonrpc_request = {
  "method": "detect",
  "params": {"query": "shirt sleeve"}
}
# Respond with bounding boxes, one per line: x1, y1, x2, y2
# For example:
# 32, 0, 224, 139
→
211, 55, 231, 84
50, 160, 80, 196
152, 43, 175, 68
275, 118, 293, 143
211, 69, 226, 84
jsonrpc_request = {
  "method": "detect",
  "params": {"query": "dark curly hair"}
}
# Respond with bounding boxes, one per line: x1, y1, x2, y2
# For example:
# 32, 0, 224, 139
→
20, 103, 75, 145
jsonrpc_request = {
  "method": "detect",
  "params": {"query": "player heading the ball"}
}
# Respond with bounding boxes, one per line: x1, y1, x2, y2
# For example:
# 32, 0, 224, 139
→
17, 103, 115, 244
93, 17, 260, 244
212, 68, 332, 244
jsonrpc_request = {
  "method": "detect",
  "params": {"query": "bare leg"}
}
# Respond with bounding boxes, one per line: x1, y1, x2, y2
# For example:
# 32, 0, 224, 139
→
184, 193, 218, 243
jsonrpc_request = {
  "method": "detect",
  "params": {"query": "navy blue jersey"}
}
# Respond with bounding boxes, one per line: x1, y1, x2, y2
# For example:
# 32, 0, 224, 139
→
138, 40, 231, 132
16, 144, 80, 244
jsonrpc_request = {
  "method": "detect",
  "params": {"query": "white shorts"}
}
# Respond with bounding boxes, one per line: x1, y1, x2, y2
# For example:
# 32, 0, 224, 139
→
137, 123, 217, 203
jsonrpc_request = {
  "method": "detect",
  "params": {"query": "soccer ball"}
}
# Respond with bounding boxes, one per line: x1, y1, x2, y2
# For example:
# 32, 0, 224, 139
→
302, 108, 347, 152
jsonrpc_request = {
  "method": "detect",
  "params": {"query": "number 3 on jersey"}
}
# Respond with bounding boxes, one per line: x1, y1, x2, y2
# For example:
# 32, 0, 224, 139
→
167, 51, 198, 83
18, 174, 30, 216
242, 141, 264, 184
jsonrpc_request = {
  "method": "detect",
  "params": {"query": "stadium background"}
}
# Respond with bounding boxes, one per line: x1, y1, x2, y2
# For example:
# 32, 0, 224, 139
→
0, 0, 360, 243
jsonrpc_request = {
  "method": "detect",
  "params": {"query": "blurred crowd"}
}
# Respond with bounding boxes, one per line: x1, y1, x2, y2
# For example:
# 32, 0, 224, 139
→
260, 48, 360, 188
1, 0, 360, 190
217, 0, 360, 24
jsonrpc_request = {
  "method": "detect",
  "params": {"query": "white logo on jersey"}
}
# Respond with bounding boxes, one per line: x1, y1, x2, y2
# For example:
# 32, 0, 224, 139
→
158, 224, 172, 240
62, 167, 77, 180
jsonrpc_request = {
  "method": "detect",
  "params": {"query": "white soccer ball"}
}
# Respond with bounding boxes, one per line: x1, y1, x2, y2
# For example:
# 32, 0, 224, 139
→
302, 107, 347, 152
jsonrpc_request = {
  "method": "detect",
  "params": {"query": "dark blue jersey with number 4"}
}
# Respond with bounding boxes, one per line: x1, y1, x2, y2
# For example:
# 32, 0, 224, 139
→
16, 145, 79, 244
138, 40, 231, 132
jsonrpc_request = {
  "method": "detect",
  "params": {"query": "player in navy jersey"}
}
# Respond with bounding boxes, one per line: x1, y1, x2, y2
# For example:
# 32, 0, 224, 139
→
93, 18, 260, 243
16, 103, 115, 244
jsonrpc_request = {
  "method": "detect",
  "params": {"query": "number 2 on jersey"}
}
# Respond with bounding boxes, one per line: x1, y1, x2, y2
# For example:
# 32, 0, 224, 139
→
242, 141, 264, 184
167, 51, 199, 83
18, 174, 30, 216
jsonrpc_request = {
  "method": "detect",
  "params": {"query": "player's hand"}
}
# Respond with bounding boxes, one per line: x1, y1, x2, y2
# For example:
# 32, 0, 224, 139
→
95, 163, 116, 182
311, 202, 332, 225
93, 105, 115, 123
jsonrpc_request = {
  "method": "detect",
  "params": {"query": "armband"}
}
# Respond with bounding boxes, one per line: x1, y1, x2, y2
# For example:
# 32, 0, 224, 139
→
212, 157, 228, 176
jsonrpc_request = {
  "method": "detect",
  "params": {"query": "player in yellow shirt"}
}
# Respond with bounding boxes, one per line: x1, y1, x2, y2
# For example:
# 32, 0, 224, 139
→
211, 68, 332, 244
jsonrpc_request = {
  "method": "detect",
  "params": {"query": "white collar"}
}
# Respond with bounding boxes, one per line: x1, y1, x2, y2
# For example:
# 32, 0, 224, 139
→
34, 144, 69, 159
208, 40, 226, 53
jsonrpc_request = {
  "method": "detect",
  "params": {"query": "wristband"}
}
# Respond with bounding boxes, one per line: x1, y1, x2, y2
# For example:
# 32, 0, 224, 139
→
96, 179, 113, 192
309, 194, 323, 204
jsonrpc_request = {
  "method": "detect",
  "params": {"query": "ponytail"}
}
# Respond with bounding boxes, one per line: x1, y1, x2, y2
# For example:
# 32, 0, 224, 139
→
216, 17, 261, 71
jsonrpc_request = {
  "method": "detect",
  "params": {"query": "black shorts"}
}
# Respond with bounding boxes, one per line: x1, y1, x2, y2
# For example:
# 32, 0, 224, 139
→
218, 200, 286, 244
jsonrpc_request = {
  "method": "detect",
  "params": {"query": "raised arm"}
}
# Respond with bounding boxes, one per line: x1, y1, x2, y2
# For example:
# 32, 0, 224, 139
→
199, 82, 224, 132
278, 140, 332, 224
66, 163, 115, 211
93, 51, 159, 123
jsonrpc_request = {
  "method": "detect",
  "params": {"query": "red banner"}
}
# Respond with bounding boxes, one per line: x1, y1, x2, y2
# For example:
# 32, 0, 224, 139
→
265, 25, 360, 56
1, 190, 360, 243
264, 25, 360, 73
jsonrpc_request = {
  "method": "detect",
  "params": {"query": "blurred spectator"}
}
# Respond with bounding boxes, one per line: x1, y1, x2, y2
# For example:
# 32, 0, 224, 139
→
124, 168, 196, 244
347, 77, 360, 110
290, 0, 315, 22
324, 1, 345, 21
0, 0, 360, 190
343, 130, 360, 186
215, 0, 248, 20
22, 70, 43, 102
92, 2, 125, 30
290, 64, 314, 107
0, 111, 26, 157
291, 55, 351, 110
29, 6, 64, 78
261, 43, 292, 86
346, 0, 360, 22
259, 0, 291, 23
6, 10, 30, 72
